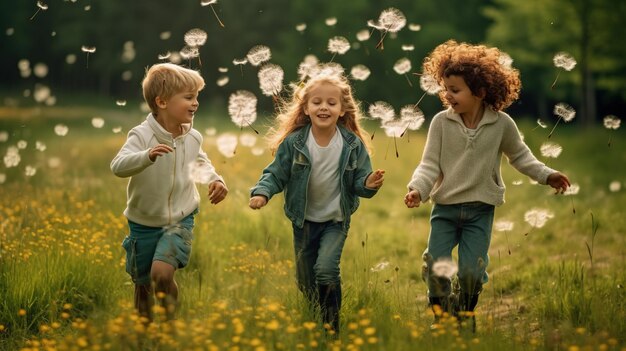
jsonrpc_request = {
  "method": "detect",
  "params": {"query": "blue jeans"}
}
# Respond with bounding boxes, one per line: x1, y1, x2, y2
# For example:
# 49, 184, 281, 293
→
424, 202, 494, 297
292, 220, 347, 295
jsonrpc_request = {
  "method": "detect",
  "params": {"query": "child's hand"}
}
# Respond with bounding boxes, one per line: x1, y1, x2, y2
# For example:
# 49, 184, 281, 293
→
547, 172, 571, 194
149, 144, 174, 161
366, 169, 385, 189
404, 189, 421, 208
208, 181, 228, 204
249, 195, 268, 210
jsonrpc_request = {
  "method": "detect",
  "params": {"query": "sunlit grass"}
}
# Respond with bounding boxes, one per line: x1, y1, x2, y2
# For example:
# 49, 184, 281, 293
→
1, 107, 625, 350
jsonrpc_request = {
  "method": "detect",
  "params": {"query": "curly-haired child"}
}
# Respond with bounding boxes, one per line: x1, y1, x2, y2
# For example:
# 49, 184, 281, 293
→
404, 40, 570, 331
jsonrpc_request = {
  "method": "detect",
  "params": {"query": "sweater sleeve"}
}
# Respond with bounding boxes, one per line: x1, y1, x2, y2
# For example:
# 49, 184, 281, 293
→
407, 114, 443, 202
196, 147, 225, 185
500, 115, 556, 184
110, 128, 154, 178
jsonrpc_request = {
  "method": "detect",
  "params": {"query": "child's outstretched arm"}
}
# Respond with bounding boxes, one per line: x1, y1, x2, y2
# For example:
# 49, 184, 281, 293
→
249, 140, 293, 209
208, 180, 228, 204
249, 195, 268, 209
404, 189, 422, 208
111, 129, 171, 177
365, 169, 385, 189
547, 171, 571, 194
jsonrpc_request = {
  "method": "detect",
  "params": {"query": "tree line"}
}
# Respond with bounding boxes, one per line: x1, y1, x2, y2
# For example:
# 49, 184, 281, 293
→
1, 0, 623, 124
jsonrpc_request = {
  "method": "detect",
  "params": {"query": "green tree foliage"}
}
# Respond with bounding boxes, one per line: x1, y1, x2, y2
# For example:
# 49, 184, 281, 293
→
484, 0, 626, 123
3, 0, 621, 120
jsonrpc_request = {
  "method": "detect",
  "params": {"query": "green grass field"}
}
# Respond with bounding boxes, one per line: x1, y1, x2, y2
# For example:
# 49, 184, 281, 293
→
1, 104, 625, 350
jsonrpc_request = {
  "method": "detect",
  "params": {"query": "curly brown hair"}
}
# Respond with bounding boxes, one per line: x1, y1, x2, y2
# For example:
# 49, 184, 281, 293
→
422, 40, 521, 111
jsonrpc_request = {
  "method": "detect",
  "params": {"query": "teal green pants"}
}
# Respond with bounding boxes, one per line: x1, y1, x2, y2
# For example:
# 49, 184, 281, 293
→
424, 202, 494, 297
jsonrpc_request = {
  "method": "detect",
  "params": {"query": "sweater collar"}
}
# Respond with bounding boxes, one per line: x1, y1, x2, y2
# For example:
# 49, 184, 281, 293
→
444, 106, 499, 128
147, 113, 191, 144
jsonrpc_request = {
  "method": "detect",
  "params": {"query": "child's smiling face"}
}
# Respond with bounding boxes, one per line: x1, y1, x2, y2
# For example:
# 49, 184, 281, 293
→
304, 81, 344, 133
160, 90, 199, 125
443, 75, 484, 118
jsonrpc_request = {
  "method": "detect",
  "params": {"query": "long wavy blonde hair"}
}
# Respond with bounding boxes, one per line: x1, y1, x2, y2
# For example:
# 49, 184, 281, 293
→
266, 71, 371, 155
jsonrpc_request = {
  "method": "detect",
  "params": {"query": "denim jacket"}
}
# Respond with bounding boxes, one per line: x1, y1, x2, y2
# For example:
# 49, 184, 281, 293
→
250, 123, 378, 230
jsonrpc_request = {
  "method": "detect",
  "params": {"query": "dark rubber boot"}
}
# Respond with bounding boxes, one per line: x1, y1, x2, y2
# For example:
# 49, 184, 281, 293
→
318, 284, 341, 336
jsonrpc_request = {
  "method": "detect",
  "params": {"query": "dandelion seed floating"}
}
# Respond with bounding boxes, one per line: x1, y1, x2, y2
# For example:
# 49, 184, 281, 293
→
25, 166, 37, 177
216, 76, 229, 87
382, 119, 404, 158
495, 220, 514, 255
200, 0, 225, 27
3, 146, 20, 168
258, 63, 284, 97
563, 183, 580, 214
54, 124, 69, 137
325, 17, 337, 26
296, 55, 319, 81
116, 100, 127, 107
603, 115, 621, 147
401, 44, 415, 52
327, 36, 350, 62
81, 45, 96, 68
189, 160, 217, 184
233, 57, 248, 76
370, 261, 390, 272
533, 118, 548, 130
295, 23, 307, 32
306, 62, 344, 80
393, 57, 412, 87
540, 142, 562, 159
368, 101, 395, 140
183, 28, 207, 66
609, 181, 621, 193
551, 52, 576, 90
247, 45, 271, 67
180, 46, 200, 67
35, 141, 46, 152
228, 90, 258, 134
91, 117, 105, 129
368, 8, 406, 50
432, 259, 458, 279
413, 73, 442, 108
239, 133, 257, 147
30, 1, 48, 20
158, 52, 172, 61
399, 105, 425, 139
350, 65, 371, 81
216, 133, 238, 158
523, 208, 554, 236
499, 52, 514, 69
408, 23, 421, 31
548, 102, 575, 138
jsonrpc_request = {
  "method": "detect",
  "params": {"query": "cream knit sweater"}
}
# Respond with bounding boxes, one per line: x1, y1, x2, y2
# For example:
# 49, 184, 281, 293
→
408, 107, 556, 206
111, 114, 224, 227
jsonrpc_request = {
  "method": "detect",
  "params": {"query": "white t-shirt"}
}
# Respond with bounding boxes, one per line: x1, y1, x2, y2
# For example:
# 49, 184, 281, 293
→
305, 128, 343, 222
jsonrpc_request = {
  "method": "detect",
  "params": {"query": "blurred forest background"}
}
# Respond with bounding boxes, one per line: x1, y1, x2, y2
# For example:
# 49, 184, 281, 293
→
1, 0, 624, 124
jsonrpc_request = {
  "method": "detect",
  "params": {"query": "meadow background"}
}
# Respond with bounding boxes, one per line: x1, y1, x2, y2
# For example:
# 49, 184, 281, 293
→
1, 0, 626, 350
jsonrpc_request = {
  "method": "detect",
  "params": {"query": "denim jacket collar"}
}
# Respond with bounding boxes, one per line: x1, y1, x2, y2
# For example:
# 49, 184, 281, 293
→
292, 123, 358, 154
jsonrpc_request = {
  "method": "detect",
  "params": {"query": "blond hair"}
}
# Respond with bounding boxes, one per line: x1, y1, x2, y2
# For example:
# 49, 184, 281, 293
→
422, 40, 521, 111
266, 71, 371, 154
142, 63, 206, 115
